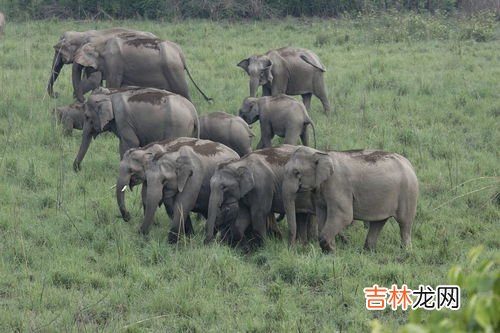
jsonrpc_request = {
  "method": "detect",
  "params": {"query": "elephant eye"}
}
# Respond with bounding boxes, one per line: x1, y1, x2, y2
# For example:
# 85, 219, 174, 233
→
293, 169, 300, 177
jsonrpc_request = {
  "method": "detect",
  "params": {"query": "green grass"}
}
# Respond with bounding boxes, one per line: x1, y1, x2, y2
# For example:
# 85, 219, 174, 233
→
0, 15, 499, 332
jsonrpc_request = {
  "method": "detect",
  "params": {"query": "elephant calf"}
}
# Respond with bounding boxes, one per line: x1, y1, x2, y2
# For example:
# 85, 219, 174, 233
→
73, 87, 199, 172
141, 139, 239, 243
53, 102, 85, 136
200, 111, 254, 157
239, 95, 316, 149
283, 146, 419, 253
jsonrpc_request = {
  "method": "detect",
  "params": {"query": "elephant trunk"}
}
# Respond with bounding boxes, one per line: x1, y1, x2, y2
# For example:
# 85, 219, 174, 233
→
47, 51, 64, 97
204, 188, 224, 244
72, 63, 85, 102
283, 178, 299, 246
249, 76, 260, 97
73, 122, 93, 172
116, 171, 132, 222
140, 179, 163, 235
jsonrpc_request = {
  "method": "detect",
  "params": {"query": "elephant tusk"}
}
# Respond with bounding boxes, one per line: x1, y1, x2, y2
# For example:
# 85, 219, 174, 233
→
121, 185, 128, 192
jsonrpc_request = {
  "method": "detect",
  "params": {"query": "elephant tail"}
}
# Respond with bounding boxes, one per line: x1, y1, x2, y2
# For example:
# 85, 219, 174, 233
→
300, 54, 326, 72
306, 118, 317, 149
184, 65, 213, 103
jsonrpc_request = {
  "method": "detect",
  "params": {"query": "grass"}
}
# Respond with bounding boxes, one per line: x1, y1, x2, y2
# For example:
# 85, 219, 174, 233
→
0, 14, 499, 332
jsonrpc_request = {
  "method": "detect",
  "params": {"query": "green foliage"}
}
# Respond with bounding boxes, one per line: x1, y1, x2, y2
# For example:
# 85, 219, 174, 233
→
372, 246, 500, 333
0, 15, 499, 331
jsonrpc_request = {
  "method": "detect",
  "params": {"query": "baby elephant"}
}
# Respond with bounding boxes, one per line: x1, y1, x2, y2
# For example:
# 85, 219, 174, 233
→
53, 102, 85, 136
238, 95, 316, 149
200, 111, 254, 157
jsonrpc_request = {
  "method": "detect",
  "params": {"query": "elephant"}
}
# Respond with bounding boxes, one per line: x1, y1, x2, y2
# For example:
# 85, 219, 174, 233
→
0, 12, 5, 36
205, 145, 315, 247
73, 87, 199, 172
72, 34, 211, 103
47, 28, 157, 99
141, 139, 239, 243
282, 146, 419, 253
237, 47, 331, 114
199, 111, 254, 157
53, 102, 85, 136
116, 138, 182, 222
238, 95, 316, 149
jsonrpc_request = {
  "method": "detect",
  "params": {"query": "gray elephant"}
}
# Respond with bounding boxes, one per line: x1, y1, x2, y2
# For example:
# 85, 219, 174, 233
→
48, 28, 157, 99
73, 87, 199, 172
205, 145, 315, 246
0, 12, 5, 36
200, 112, 254, 157
237, 47, 331, 114
142, 139, 239, 243
53, 102, 85, 135
238, 95, 316, 149
283, 146, 419, 253
73, 34, 211, 102
116, 138, 180, 222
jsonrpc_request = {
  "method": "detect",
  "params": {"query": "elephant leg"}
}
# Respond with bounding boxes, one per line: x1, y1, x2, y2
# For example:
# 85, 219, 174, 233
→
168, 197, 196, 244
296, 213, 308, 243
231, 207, 251, 247
250, 209, 268, 247
306, 215, 318, 242
141, 183, 148, 214
119, 134, 140, 159
316, 206, 327, 236
364, 219, 388, 251
301, 93, 312, 112
257, 123, 273, 149
319, 205, 352, 253
396, 217, 413, 249
262, 84, 272, 96
61, 116, 74, 136
184, 215, 194, 236
300, 125, 309, 147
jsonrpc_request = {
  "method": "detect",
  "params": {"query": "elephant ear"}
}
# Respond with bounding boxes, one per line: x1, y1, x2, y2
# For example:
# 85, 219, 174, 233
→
237, 166, 254, 197
175, 155, 194, 193
261, 59, 273, 84
314, 152, 334, 189
299, 54, 326, 72
237, 58, 250, 74
96, 99, 114, 131
74, 43, 99, 69
267, 51, 289, 95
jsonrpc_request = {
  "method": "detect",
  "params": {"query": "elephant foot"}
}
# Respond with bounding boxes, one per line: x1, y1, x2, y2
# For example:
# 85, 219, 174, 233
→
121, 211, 131, 222
319, 238, 334, 253
337, 232, 348, 245
139, 226, 150, 235
203, 236, 214, 245
363, 243, 377, 252
167, 230, 180, 244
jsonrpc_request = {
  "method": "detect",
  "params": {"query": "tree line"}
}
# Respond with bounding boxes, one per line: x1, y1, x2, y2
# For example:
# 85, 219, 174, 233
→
1, 0, 498, 20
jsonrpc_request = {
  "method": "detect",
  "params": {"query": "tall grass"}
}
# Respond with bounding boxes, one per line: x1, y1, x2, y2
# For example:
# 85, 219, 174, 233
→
0, 15, 498, 331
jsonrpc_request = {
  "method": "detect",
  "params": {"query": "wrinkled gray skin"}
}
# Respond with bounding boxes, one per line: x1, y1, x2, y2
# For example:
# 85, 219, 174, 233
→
73, 35, 211, 103
239, 95, 316, 149
73, 87, 199, 172
205, 145, 315, 247
116, 138, 183, 222
237, 47, 331, 114
48, 28, 156, 99
283, 146, 419, 253
53, 102, 85, 136
199, 112, 254, 157
0, 12, 5, 36
142, 140, 239, 243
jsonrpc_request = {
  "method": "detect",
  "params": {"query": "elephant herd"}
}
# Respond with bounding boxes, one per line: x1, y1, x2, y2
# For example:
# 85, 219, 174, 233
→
50, 27, 419, 253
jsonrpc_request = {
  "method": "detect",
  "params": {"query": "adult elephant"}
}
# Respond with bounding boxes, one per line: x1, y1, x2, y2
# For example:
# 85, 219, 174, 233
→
282, 146, 419, 253
205, 145, 315, 247
73, 87, 199, 172
141, 140, 239, 243
47, 28, 157, 99
72, 35, 212, 103
237, 47, 331, 114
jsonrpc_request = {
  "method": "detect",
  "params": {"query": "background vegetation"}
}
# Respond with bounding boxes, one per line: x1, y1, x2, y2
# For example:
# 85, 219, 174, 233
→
0, 0, 499, 20
0, 12, 499, 332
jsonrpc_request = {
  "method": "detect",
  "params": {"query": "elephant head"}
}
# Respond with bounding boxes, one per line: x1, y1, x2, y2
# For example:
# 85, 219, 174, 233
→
73, 93, 114, 172
238, 97, 260, 124
283, 147, 333, 244
116, 144, 165, 221
205, 164, 254, 243
48, 31, 90, 97
237, 51, 288, 97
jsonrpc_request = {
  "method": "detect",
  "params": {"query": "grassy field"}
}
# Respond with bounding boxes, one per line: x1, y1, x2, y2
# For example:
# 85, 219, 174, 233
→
0, 14, 499, 332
